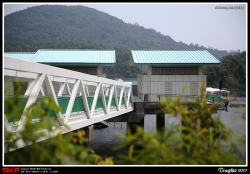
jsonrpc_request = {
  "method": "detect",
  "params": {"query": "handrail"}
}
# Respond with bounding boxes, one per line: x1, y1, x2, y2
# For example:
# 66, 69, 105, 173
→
4, 56, 133, 133
138, 93, 203, 102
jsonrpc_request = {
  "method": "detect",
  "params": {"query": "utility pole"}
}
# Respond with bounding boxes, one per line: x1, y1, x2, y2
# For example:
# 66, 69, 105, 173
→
219, 78, 222, 100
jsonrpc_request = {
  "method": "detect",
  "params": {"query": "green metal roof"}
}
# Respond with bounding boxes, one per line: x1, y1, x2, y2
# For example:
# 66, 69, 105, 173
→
4, 52, 36, 61
131, 50, 220, 66
5, 49, 116, 66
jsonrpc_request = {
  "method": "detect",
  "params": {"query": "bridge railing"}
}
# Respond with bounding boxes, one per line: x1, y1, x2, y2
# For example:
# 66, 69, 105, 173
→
4, 56, 133, 133
139, 93, 203, 102
139, 93, 223, 104
156, 94, 200, 103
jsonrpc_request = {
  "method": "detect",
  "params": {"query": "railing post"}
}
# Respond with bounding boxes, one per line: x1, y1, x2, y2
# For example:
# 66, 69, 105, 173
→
64, 79, 80, 124
90, 83, 101, 118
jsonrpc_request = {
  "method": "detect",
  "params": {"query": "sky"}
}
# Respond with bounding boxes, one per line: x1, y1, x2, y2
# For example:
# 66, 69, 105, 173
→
3, 2, 247, 52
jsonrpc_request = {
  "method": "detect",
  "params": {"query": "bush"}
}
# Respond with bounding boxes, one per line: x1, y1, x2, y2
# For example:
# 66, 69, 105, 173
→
114, 85, 246, 165
4, 82, 245, 165
4, 82, 114, 165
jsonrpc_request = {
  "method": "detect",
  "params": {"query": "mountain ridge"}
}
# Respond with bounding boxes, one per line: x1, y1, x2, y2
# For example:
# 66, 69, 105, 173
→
4, 4, 229, 59
5, 4, 242, 81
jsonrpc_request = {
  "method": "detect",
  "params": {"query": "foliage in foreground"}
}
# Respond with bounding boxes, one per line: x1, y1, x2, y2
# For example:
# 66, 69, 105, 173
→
114, 86, 246, 165
4, 82, 246, 165
4, 82, 113, 165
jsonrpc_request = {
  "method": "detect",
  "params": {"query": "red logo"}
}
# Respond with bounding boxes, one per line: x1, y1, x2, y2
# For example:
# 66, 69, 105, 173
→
2, 168, 20, 173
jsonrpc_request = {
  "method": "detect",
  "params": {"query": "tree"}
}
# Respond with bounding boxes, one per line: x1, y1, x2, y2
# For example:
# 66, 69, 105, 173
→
4, 82, 114, 165
114, 85, 246, 165
4, 82, 246, 165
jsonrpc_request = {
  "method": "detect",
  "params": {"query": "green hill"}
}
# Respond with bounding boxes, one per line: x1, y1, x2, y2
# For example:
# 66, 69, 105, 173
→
202, 51, 246, 91
4, 5, 229, 56
4, 4, 232, 80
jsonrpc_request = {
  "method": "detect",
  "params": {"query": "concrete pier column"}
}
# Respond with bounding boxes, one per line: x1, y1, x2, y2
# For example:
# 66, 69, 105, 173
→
127, 117, 144, 135
83, 125, 94, 143
156, 113, 165, 133
4, 76, 14, 95
127, 117, 145, 151
69, 125, 94, 145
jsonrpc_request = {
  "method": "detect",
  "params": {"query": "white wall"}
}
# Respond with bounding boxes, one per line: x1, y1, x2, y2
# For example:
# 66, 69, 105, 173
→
137, 74, 207, 101
4, 76, 14, 95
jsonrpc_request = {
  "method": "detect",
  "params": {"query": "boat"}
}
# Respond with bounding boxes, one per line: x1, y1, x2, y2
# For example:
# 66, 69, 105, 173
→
206, 87, 230, 110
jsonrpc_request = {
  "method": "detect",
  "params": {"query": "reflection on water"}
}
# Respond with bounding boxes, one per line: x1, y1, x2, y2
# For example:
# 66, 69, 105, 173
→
88, 107, 246, 162
88, 122, 128, 159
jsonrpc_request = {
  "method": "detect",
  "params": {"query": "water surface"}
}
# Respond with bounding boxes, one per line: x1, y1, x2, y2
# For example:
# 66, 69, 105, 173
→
88, 107, 246, 162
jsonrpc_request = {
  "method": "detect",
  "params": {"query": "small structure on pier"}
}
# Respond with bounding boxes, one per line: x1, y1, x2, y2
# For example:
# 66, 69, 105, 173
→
5, 49, 115, 77
206, 87, 230, 109
4, 49, 116, 95
129, 50, 220, 102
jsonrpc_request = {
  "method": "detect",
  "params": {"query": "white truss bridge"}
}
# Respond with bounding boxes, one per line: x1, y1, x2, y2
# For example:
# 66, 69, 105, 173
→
4, 56, 134, 152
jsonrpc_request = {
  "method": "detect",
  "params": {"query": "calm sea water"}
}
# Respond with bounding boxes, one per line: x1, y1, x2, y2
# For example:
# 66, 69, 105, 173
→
88, 107, 247, 162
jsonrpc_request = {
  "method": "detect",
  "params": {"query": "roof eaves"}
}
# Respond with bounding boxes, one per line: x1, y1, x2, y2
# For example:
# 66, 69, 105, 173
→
40, 62, 115, 66
134, 63, 220, 66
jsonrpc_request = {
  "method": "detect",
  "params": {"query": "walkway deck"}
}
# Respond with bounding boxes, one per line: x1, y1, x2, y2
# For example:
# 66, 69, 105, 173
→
132, 96, 143, 102
4, 56, 134, 152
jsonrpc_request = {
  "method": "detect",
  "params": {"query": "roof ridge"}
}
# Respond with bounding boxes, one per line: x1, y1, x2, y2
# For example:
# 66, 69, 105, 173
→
37, 49, 114, 51
131, 50, 208, 51
131, 50, 220, 65
5, 52, 36, 54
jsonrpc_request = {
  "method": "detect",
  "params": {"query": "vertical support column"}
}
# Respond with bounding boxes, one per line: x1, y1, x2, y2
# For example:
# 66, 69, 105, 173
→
97, 65, 103, 76
4, 76, 14, 95
156, 113, 165, 133
58, 83, 65, 96
126, 117, 145, 150
65, 125, 94, 145
127, 117, 144, 135
83, 125, 94, 143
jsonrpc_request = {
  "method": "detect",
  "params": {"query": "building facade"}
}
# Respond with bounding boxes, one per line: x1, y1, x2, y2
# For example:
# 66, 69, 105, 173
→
4, 49, 116, 96
130, 50, 220, 102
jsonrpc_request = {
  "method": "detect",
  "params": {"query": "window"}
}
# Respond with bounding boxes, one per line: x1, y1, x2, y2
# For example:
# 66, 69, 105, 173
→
165, 82, 172, 94
190, 82, 198, 95
152, 67, 198, 75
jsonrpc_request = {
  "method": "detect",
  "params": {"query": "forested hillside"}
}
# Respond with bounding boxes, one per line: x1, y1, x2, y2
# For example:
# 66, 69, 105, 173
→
202, 51, 246, 91
4, 4, 245, 90
4, 5, 229, 58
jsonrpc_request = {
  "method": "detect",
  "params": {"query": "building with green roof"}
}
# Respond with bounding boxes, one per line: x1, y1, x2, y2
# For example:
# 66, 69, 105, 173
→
130, 50, 220, 102
4, 49, 116, 95
5, 49, 115, 77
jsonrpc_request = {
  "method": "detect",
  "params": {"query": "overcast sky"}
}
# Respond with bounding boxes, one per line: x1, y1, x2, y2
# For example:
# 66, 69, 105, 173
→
3, 2, 247, 52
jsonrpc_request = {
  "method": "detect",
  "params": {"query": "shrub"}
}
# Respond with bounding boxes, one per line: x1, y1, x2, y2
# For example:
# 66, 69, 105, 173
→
4, 82, 114, 165
114, 85, 246, 165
